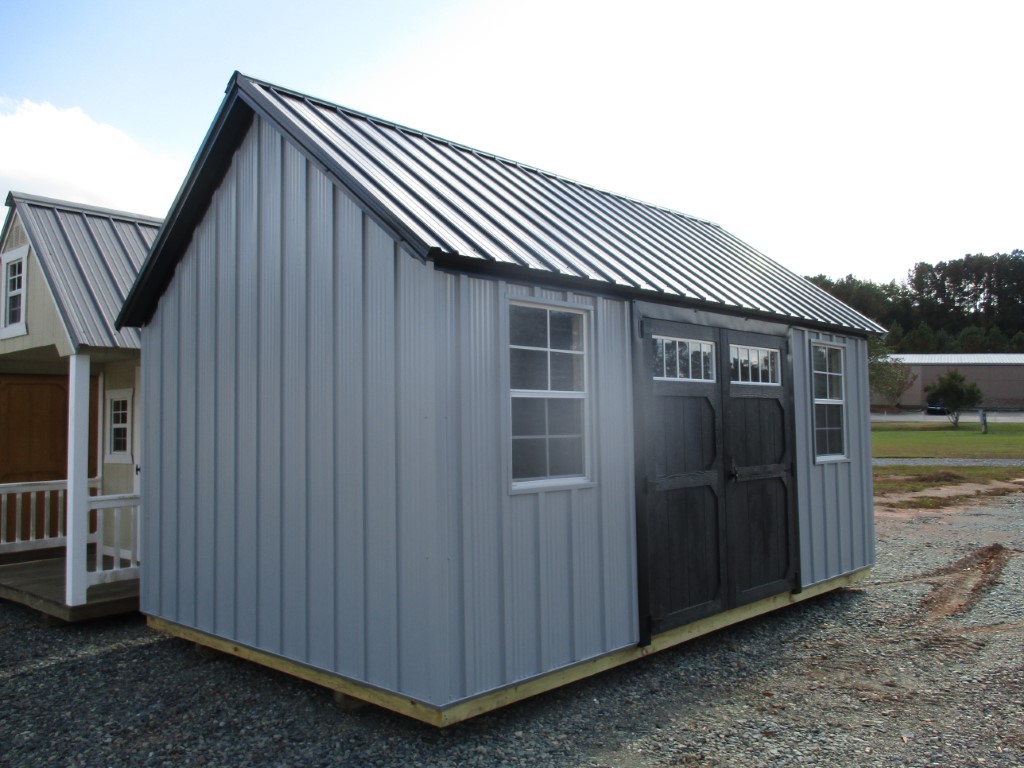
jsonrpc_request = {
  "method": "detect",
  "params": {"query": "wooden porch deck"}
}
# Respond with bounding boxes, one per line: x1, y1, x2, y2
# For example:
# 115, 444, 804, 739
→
0, 555, 138, 622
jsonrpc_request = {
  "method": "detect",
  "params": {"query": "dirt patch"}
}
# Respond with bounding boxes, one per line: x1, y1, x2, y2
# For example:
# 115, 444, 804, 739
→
874, 479, 1024, 522
918, 543, 1014, 618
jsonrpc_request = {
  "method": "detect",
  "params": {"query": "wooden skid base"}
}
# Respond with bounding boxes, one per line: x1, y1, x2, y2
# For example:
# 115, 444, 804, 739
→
149, 568, 869, 727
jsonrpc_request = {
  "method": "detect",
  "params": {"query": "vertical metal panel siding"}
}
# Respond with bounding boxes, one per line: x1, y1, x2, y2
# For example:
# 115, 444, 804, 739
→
456, 275, 506, 696
214, 168, 239, 640
141, 115, 638, 707
363, 218, 399, 686
332, 191, 367, 679
194, 214, 217, 633
792, 329, 875, 587
234, 127, 261, 647
594, 296, 638, 648
305, 167, 336, 671
457, 283, 637, 700
256, 118, 284, 653
140, 327, 160, 613
395, 249, 445, 701
281, 140, 309, 661
177, 241, 199, 628
849, 335, 876, 569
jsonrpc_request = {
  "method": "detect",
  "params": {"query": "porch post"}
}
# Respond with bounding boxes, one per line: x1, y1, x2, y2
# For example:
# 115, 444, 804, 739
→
65, 353, 90, 606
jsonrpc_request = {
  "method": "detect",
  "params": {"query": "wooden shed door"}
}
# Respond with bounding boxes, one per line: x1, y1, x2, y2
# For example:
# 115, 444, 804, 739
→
0, 374, 99, 483
636, 319, 797, 641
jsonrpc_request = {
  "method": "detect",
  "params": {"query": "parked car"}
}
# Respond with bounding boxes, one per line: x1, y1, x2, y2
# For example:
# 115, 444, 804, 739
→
926, 401, 948, 415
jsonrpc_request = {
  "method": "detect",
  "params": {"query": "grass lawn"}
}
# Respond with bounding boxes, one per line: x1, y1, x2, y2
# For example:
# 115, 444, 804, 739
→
871, 421, 1024, 459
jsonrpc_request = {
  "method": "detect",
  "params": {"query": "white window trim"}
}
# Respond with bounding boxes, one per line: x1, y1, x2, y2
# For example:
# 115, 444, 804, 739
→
653, 335, 716, 382
105, 387, 134, 464
507, 297, 594, 493
811, 342, 848, 462
0, 245, 29, 340
730, 344, 782, 386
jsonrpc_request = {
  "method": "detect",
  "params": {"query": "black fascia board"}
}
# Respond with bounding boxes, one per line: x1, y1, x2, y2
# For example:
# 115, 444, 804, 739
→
116, 83, 255, 329
427, 248, 876, 338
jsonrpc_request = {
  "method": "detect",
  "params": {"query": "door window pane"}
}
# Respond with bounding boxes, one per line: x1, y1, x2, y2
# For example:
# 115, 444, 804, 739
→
653, 337, 715, 382
729, 345, 781, 385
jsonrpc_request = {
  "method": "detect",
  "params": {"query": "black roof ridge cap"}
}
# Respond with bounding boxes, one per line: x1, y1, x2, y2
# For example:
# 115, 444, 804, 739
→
235, 72, 722, 229
6, 191, 163, 225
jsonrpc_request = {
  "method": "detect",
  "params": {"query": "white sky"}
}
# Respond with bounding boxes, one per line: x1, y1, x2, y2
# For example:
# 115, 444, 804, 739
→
1, 0, 1021, 283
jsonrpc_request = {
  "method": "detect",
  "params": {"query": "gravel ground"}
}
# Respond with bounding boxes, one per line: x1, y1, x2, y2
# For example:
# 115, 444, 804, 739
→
2, 492, 1022, 767
873, 458, 1024, 466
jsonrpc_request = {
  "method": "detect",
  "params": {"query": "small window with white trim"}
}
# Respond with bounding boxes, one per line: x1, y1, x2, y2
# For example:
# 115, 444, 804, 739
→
1, 246, 28, 339
812, 343, 845, 458
654, 336, 715, 381
730, 344, 781, 385
509, 302, 588, 485
105, 388, 133, 463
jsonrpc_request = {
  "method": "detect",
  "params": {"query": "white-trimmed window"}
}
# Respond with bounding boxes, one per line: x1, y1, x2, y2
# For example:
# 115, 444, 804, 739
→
1, 246, 28, 339
812, 343, 845, 458
730, 344, 781, 385
105, 388, 134, 463
654, 336, 715, 381
509, 302, 588, 485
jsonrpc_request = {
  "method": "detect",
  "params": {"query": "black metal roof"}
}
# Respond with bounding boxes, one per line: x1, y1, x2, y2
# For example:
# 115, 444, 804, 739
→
118, 73, 884, 334
5, 192, 161, 351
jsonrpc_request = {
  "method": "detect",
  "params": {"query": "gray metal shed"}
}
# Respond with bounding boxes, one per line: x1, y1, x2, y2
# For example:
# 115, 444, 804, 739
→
118, 72, 883, 725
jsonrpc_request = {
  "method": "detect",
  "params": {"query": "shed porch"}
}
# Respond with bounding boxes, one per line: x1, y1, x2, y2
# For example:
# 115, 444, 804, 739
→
0, 474, 141, 621
0, 553, 139, 622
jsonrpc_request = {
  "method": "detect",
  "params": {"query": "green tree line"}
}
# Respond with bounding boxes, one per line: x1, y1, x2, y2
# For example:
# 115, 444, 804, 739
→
809, 250, 1024, 353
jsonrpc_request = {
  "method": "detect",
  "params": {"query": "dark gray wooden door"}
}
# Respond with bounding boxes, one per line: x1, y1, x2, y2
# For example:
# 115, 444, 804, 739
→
722, 330, 797, 608
635, 319, 797, 641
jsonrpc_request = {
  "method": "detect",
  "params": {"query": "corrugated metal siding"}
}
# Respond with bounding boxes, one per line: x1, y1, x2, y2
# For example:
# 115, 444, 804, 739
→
235, 77, 882, 335
792, 329, 875, 587
141, 116, 637, 706
10, 194, 159, 351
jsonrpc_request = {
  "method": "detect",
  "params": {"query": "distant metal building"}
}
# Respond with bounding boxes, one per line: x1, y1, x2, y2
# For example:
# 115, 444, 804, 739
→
118, 72, 884, 725
885, 353, 1024, 409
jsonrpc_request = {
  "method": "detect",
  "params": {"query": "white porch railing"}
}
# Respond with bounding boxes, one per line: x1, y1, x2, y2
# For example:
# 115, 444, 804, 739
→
0, 478, 101, 555
84, 493, 141, 587
1, 480, 139, 605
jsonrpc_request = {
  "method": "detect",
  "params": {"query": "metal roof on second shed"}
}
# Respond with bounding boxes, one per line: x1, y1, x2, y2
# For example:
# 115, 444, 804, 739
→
119, 72, 884, 335
6, 192, 162, 351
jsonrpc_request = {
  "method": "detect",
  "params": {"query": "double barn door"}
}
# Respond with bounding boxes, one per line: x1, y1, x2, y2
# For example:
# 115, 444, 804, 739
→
636, 317, 798, 640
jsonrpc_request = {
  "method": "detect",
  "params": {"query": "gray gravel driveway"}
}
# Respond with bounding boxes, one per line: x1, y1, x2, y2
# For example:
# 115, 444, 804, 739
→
2, 492, 1023, 767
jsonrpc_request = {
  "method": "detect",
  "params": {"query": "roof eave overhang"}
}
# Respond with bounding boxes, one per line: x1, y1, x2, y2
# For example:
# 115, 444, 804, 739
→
428, 249, 882, 338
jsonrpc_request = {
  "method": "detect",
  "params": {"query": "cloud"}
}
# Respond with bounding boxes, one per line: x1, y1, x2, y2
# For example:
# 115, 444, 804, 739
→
0, 100, 188, 219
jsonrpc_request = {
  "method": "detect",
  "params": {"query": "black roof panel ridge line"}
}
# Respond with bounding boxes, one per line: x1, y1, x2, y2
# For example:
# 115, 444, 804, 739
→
119, 71, 885, 336
236, 72, 721, 228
